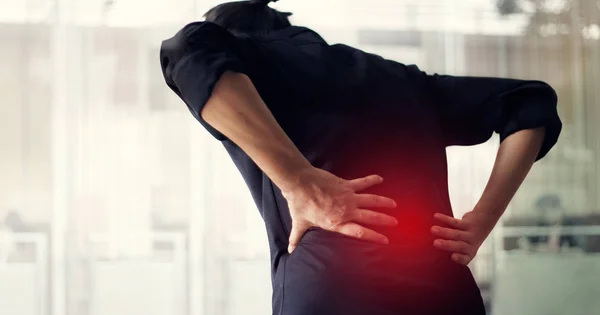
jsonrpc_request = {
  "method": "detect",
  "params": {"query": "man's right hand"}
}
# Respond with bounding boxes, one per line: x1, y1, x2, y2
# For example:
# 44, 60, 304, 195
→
198, 74, 396, 252
281, 167, 398, 253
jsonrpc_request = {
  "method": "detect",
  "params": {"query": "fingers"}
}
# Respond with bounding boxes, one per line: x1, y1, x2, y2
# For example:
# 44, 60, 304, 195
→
430, 226, 470, 243
352, 209, 398, 227
433, 213, 466, 230
433, 239, 473, 256
346, 175, 383, 192
432, 214, 476, 265
354, 194, 397, 209
451, 253, 472, 265
332, 222, 389, 245
288, 221, 312, 253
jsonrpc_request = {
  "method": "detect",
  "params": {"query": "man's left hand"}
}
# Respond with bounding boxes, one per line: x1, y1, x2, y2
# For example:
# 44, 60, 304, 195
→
430, 211, 498, 265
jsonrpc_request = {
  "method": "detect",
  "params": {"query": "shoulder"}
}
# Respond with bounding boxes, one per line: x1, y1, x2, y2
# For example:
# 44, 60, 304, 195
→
160, 22, 243, 74
161, 22, 239, 56
178, 21, 236, 42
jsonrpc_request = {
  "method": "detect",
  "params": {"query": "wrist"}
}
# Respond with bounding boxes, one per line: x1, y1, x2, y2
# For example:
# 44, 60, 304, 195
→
473, 203, 504, 224
271, 158, 314, 194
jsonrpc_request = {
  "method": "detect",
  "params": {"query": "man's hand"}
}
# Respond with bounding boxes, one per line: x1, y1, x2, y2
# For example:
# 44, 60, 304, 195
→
430, 128, 547, 265
430, 211, 498, 265
282, 167, 398, 253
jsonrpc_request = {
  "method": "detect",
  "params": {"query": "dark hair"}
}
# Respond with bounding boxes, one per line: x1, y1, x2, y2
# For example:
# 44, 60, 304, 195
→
204, 0, 293, 35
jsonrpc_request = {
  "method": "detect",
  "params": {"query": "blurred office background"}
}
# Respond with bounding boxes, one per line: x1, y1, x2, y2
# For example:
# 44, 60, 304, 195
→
0, 0, 599, 314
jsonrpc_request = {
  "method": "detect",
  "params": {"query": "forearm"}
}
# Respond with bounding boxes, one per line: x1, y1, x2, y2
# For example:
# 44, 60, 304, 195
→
201, 71, 311, 191
474, 127, 546, 220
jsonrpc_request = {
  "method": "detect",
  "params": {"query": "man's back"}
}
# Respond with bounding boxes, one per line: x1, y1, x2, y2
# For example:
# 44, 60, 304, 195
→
161, 20, 559, 315
219, 24, 484, 314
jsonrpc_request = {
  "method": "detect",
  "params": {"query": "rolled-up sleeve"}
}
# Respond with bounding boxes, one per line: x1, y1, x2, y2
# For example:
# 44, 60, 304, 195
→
160, 22, 246, 140
422, 72, 562, 161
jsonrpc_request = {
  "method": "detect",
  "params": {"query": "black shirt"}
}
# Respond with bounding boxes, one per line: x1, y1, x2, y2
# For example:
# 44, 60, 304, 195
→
160, 22, 561, 315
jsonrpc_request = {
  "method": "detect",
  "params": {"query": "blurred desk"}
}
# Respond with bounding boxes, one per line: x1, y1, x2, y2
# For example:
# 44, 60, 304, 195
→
492, 253, 600, 315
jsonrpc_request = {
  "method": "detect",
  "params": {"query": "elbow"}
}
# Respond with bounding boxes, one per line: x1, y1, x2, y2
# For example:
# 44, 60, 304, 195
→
499, 80, 562, 161
537, 81, 558, 108
527, 82, 562, 161
516, 80, 558, 109
511, 80, 561, 124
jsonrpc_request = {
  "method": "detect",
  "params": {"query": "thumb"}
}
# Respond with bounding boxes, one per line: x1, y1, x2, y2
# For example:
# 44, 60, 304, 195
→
288, 221, 310, 253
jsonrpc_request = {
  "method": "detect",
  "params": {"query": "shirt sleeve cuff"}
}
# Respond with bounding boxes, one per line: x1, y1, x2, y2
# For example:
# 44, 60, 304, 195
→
498, 83, 562, 161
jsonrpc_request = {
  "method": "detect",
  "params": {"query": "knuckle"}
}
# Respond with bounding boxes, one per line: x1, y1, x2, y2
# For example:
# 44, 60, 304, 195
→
336, 207, 350, 220
355, 229, 365, 238
342, 202, 354, 213
342, 187, 354, 195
